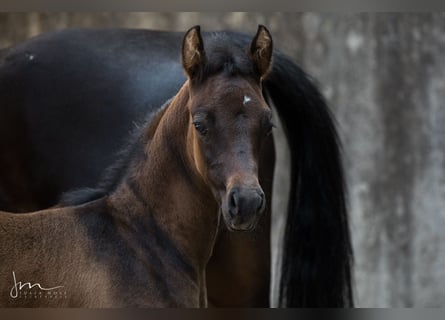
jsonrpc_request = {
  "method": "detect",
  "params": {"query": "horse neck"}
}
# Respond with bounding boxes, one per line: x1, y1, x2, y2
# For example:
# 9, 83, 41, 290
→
110, 82, 220, 273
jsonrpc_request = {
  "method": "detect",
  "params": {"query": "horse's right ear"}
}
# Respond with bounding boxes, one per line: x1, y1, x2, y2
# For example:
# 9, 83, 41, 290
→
250, 25, 273, 79
182, 25, 206, 79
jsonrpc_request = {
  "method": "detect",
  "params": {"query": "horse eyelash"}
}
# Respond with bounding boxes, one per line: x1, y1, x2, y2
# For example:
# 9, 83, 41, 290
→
193, 121, 208, 135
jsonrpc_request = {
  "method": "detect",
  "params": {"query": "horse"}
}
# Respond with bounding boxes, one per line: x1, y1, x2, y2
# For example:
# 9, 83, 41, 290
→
0, 25, 276, 307
0, 25, 353, 307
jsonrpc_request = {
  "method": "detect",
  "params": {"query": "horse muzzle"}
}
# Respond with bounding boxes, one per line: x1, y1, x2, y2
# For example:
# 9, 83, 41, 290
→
221, 186, 266, 231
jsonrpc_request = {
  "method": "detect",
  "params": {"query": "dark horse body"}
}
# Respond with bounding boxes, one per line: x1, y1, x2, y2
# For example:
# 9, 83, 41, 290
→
0, 27, 353, 307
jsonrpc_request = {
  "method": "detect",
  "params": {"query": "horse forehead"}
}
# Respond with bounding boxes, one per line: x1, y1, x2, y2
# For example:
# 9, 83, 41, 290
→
205, 92, 263, 114
202, 82, 261, 107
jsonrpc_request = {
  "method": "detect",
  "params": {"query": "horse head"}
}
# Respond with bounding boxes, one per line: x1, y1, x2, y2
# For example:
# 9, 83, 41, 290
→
181, 25, 273, 231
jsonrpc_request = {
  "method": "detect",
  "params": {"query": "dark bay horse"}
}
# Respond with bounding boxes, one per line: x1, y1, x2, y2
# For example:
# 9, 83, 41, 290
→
0, 25, 273, 307
0, 25, 353, 307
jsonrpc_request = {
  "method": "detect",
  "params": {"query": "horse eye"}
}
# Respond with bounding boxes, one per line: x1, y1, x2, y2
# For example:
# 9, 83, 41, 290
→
265, 123, 275, 136
193, 121, 208, 135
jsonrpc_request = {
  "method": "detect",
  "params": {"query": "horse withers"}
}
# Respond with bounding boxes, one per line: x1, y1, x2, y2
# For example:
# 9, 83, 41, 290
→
0, 25, 274, 307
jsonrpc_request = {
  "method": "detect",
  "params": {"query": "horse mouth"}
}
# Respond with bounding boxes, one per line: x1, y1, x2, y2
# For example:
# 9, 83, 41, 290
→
221, 211, 260, 232
225, 223, 256, 232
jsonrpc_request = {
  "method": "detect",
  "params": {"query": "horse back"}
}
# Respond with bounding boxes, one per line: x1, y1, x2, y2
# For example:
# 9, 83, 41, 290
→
0, 29, 186, 211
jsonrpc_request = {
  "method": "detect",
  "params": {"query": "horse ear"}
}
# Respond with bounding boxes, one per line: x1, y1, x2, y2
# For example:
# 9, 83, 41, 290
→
250, 25, 273, 79
182, 25, 206, 79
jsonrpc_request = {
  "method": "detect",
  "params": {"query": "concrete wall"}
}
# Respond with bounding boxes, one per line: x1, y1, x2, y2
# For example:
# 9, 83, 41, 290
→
299, 13, 445, 307
1, 12, 444, 307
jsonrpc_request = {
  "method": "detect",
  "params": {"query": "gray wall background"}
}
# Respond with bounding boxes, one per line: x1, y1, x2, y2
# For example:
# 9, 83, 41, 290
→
1, 12, 444, 307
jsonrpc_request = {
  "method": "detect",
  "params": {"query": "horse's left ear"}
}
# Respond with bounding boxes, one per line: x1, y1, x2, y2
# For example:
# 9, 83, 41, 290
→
182, 25, 206, 79
250, 25, 273, 79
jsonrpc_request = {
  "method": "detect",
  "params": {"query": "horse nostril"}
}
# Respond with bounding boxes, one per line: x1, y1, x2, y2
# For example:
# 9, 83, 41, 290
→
228, 190, 238, 217
227, 188, 265, 218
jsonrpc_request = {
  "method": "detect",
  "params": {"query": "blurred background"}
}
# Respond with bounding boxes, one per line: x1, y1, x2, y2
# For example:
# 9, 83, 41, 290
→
1, 12, 444, 307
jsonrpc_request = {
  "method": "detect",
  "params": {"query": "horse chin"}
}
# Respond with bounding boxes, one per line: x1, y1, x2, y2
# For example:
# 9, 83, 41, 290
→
221, 210, 259, 232
226, 223, 256, 232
